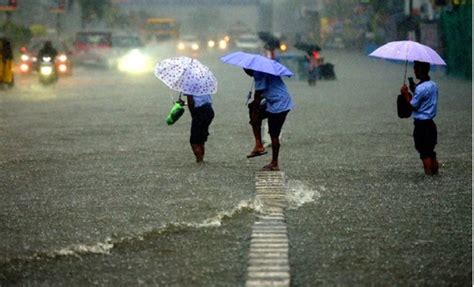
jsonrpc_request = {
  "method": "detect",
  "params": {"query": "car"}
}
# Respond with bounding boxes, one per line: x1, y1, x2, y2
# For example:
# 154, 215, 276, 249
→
19, 38, 73, 76
234, 34, 262, 53
205, 34, 230, 52
73, 31, 112, 67
109, 35, 153, 73
176, 35, 200, 54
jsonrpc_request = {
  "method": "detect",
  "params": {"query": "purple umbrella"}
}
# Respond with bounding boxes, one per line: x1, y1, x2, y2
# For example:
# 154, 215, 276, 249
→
220, 51, 294, 77
369, 40, 446, 83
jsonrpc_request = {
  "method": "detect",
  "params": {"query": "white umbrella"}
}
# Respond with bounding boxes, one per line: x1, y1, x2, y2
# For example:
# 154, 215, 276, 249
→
154, 56, 217, 96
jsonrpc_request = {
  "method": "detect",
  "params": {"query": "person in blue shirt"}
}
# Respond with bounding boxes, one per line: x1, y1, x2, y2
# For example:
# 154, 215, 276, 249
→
244, 68, 294, 171
400, 60, 439, 175
184, 93, 214, 163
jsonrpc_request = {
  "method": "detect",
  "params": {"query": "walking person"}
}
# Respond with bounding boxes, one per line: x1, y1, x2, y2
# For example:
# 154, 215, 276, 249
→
154, 56, 217, 163
184, 93, 214, 163
400, 60, 439, 175
244, 68, 293, 171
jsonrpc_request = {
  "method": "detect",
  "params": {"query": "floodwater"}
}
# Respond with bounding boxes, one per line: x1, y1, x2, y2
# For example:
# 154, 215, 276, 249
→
0, 48, 471, 286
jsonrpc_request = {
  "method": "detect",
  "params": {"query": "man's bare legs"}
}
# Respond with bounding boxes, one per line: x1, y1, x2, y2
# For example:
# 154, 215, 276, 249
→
191, 143, 205, 163
262, 135, 280, 171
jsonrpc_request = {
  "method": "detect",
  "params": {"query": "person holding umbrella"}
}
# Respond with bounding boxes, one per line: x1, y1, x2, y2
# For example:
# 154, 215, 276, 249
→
155, 56, 217, 163
220, 51, 294, 171
400, 60, 439, 175
369, 40, 445, 175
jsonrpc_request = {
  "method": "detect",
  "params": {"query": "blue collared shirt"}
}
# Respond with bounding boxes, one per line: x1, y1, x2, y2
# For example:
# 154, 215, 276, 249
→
186, 94, 212, 108
254, 71, 294, 113
410, 80, 438, 120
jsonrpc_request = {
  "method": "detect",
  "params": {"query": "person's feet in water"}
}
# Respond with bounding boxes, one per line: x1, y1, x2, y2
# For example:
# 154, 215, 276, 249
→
261, 162, 279, 171
247, 148, 267, 158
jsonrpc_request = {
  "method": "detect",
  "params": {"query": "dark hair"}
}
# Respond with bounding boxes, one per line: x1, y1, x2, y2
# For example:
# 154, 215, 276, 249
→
414, 60, 430, 74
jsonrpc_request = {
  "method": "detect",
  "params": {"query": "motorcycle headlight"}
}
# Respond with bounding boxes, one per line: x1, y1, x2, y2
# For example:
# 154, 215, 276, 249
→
191, 43, 199, 51
208, 40, 215, 48
40, 66, 53, 76
21, 54, 29, 61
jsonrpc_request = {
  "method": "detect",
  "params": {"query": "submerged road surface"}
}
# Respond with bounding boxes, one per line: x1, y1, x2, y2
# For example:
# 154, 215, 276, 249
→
0, 50, 471, 286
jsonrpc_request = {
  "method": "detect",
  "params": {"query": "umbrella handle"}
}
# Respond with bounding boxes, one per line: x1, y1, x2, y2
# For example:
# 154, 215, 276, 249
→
403, 60, 408, 85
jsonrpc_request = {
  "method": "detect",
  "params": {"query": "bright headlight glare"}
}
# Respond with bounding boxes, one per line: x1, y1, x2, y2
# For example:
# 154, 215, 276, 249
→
178, 43, 185, 50
118, 51, 150, 73
21, 54, 29, 61
20, 63, 29, 72
58, 54, 67, 62
58, 64, 67, 72
219, 40, 227, 49
191, 43, 199, 50
40, 66, 53, 75
208, 40, 215, 48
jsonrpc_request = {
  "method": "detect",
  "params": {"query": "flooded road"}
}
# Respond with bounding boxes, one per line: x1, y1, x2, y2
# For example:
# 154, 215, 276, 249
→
0, 49, 471, 286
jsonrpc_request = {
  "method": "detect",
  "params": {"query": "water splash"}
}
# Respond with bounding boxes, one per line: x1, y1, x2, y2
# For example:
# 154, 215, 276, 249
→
286, 179, 322, 209
1, 198, 262, 264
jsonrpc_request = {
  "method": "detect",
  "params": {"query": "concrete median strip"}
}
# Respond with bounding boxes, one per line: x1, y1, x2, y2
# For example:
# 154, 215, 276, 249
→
246, 171, 290, 287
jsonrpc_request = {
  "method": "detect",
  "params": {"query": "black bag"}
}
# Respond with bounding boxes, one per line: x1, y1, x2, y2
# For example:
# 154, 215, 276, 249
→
320, 63, 336, 80
397, 94, 412, 118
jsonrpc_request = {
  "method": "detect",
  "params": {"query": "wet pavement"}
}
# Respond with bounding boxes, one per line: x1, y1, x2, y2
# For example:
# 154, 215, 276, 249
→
0, 49, 471, 286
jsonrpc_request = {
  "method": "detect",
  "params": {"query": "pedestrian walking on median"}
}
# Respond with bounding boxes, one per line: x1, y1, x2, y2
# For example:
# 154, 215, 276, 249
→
154, 56, 217, 163
220, 51, 294, 171
400, 60, 439, 175
243, 68, 293, 171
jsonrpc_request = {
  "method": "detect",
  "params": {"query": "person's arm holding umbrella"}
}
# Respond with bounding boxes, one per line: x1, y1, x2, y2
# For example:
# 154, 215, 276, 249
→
186, 94, 196, 116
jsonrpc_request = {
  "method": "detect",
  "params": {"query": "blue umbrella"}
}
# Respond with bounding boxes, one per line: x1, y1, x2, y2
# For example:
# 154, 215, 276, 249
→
220, 51, 294, 77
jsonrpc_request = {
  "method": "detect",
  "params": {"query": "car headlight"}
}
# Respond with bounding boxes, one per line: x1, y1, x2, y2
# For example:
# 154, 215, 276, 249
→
57, 54, 67, 62
208, 40, 215, 48
280, 43, 288, 51
178, 43, 185, 50
21, 54, 29, 61
191, 43, 199, 51
218, 40, 227, 49
118, 49, 151, 73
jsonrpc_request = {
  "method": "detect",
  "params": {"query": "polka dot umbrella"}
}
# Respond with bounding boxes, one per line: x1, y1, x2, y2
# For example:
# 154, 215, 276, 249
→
154, 56, 218, 96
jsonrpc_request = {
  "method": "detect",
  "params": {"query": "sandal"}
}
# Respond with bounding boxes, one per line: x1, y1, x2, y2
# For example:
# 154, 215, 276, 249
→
246, 150, 268, 158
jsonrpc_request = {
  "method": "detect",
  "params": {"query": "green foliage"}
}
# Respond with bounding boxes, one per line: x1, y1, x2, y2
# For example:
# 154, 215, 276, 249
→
0, 22, 32, 47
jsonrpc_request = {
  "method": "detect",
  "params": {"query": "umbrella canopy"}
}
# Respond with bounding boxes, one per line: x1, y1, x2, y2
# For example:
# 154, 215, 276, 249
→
154, 56, 217, 96
258, 31, 280, 50
220, 51, 294, 77
369, 40, 446, 65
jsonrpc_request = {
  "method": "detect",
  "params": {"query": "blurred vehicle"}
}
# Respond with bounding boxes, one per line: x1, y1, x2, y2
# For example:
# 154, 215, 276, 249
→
142, 17, 179, 42
109, 34, 153, 74
206, 35, 230, 52
38, 54, 58, 85
74, 31, 112, 67
234, 34, 262, 53
19, 38, 73, 76
176, 35, 200, 54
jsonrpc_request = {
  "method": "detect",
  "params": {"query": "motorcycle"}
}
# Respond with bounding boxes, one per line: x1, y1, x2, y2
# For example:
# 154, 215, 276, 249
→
38, 55, 58, 85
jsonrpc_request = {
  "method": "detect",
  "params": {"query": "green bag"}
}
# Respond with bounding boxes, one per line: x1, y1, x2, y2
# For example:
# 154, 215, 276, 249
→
166, 100, 185, 125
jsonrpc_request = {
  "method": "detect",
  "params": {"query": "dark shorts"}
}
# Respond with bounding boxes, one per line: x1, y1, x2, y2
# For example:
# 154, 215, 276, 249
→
190, 104, 214, 144
248, 102, 289, 138
413, 119, 437, 159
